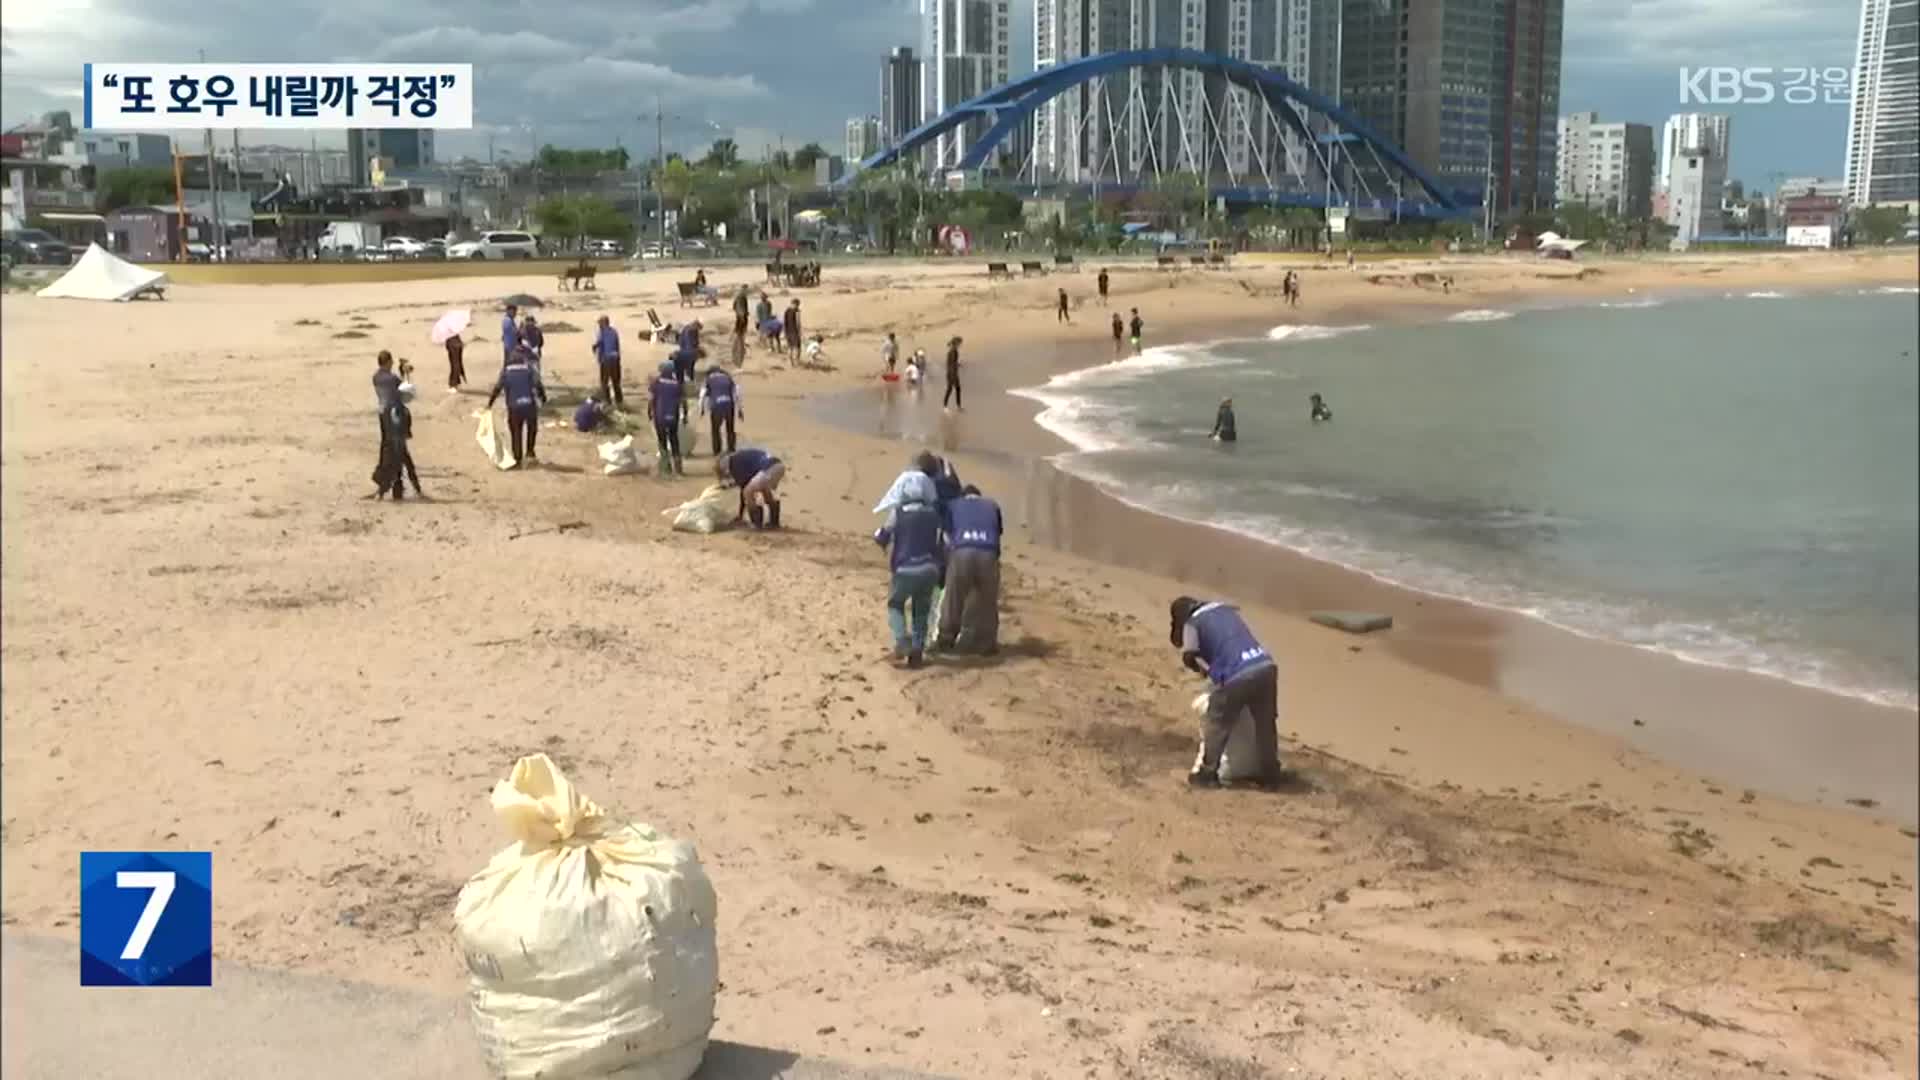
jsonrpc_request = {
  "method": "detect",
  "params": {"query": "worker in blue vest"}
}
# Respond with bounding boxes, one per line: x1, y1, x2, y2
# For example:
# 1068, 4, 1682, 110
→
1169, 596, 1282, 788
934, 484, 1002, 655
874, 492, 947, 668
717, 447, 786, 528
698, 365, 742, 456
648, 359, 685, 476
485, 344, 547, 468
591, 314, 623, 406
500, 303, 521, 366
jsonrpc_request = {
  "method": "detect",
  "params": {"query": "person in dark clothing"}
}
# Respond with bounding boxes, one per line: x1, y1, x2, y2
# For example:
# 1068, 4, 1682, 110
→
1169, 596, 1282, 788
915, 450, 964, 529
1111, 311, 1124, 356
649, 359, 686, 476
520, 315, 545, 369
1210, 397, 1237, 443
500, 304, 520, 366
674, 319, 704, 386
942, 336, 963, 410
591, 315, 623, 406
1128, 309, 1145, 355
1056, 287, 1070, 323
371, 349, 402, 482
783, 300, 803, 362
574, 396, 609, 432
933, 484, 1002, 655
874, 494, 947, 668
373, 384, 423, 500
1309, 393, 1332, 422
732, 287, 751, 340
718, 447, 786, 528
699, 365, 742, 456
444, 332, 466, 389
1097, 268, 1110, 301
486, 346, 548, 468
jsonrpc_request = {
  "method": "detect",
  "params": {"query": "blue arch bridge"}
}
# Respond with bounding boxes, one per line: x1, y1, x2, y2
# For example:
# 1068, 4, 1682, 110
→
850, 48, 1479, 222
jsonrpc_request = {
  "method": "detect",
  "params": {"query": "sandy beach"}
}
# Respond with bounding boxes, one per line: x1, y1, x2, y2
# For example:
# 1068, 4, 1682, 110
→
3, 250, 1916, 1078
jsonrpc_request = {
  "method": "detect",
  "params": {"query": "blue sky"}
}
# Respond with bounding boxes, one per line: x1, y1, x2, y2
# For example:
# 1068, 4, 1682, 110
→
1, 0, 1862, 186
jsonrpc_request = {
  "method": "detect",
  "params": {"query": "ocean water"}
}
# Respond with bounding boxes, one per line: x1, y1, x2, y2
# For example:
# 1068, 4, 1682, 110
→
1015, 287, 1920, 708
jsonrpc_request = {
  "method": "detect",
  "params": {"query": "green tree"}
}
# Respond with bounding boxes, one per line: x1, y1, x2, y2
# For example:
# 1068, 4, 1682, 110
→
702, 138, 740, 170
96, 166, 177, 212
533, 195, 631, 243
1851, 205, 1910, 245
792, 142, 829, 172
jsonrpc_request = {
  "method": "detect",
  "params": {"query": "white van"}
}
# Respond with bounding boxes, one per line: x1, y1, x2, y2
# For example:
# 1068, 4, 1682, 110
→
448, 231, 539, 260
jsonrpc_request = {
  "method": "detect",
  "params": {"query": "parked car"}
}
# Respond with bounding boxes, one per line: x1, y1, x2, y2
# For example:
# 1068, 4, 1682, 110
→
637, 242, 668, 260
383, 236, 429, 257
586, 238, 625, 257
678, 238, 709, 253
4, 228, 73, 265
446, 230, 540, 260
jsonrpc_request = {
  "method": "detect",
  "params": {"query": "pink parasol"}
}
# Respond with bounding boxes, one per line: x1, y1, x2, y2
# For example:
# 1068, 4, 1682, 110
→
430, 308, 471, 345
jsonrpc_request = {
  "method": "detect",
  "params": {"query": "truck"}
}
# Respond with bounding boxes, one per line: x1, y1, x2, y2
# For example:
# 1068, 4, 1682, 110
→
318, 221, 382, 256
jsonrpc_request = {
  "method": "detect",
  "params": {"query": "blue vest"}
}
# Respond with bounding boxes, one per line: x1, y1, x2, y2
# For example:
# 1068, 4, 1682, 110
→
501, 317, 519, 354
1190, 603, 1272, 685
500, 364, 539, 411
573, 400, 602, 432
948, 496, 1001, 555
650, 377, 683, 424
884, 504, 944, 575
728, 448, 772, 487
594, 326, 620, 363
705, 371, 736, 414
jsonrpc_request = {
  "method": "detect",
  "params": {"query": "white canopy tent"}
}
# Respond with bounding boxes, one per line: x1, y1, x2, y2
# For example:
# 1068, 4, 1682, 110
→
36, 243, 167, 301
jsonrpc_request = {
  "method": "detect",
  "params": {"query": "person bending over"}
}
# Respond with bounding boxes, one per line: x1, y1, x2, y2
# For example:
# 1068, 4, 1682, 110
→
1169, 596, 1282, 789
1211, 397, 1237, 443
718, 447, 786, 529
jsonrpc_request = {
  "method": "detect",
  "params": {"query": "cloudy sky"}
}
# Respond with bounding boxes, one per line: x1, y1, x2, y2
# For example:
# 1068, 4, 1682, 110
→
1, 0, 1862, 185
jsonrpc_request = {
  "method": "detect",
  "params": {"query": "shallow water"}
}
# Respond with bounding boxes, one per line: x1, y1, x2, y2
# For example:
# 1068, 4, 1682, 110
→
1015, 287, 1920, 709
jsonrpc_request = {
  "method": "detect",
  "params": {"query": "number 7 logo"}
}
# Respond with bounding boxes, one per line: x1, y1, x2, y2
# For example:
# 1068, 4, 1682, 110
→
80, 851, 213, 986
115, 871, 175, 960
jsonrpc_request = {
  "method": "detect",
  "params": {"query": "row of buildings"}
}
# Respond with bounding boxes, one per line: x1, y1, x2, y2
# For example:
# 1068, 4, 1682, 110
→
846, 0, 1915, 227
848, 0, 1565, 212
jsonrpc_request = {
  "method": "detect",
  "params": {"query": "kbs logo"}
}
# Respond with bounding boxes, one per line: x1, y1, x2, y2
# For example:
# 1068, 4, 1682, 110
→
1678, 67, 1851, 105
79, 852, 213, 986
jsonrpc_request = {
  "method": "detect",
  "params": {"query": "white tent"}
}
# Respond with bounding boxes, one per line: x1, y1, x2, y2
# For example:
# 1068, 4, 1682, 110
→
36, 243, 168, 301
1534, 230, 1589, 255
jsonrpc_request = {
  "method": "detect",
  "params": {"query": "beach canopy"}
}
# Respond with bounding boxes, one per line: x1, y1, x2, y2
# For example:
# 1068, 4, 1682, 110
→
36, 243, 168, 302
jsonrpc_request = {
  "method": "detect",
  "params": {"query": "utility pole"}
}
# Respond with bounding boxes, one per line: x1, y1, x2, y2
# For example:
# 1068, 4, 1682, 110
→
199, 49, 220, 259
656, 99, 667, 248
1483, 130, 1494, 244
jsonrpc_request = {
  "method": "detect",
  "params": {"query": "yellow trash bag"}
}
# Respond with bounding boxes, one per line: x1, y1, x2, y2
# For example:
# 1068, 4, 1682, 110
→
661, 484, 733, 534
473, 411, 516, 471
454, 754, 718, 1080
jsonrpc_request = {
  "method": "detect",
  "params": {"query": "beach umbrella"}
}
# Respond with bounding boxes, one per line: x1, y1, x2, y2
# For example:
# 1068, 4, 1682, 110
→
502, 293, 544, 309
430, 308, 470, 345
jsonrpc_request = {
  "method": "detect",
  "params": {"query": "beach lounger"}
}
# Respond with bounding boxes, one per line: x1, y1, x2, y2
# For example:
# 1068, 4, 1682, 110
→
1020, 260, 1046, 276
986, 261, 1012, 279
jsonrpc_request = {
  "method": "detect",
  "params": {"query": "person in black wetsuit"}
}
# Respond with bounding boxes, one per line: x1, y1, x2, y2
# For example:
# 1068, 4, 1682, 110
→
1210, 397, 1237, 443
1310, 393, 1332, 422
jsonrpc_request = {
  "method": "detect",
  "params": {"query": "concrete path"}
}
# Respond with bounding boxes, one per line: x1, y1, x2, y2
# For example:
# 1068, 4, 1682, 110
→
2, 933, 949, 1080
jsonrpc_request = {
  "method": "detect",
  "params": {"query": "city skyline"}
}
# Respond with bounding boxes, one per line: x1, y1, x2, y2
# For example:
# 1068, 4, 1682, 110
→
0, 0, 1869, 187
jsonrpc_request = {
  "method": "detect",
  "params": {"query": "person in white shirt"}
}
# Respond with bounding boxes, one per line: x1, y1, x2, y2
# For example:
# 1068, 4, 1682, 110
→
803, 335, 828, 367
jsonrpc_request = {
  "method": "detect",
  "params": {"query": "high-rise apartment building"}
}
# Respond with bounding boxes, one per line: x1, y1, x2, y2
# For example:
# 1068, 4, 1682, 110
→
348, 128, 434, 187
880, 47, 924, 149
1659, 113, 1729, 194
1661, 113, 1731, 243
1556, 112, 1654, 219
924, 0, 1013, 170
846, 116, 883, 164
1033, 0, 1129, 182
1845, 0, 1918, 205
1213, 0, 1318, 183
1340, 0, 1564, 211
1125, 0, 1212, 175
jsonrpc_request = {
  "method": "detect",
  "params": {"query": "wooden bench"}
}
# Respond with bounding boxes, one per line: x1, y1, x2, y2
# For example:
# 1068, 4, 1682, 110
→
557, 261, 596, 291
1020, 260, 1046, 276
1155, 255, 1177, 269
677, 281, 719, 307
986, 261, 1012, 278
1053, 253, 1076, 269
132, 282, 167, 301
1206, 253, 1229, 268
1188, 255, 1208, 267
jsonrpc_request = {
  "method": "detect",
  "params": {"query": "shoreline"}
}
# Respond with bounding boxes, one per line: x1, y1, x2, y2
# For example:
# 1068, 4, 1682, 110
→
805, 273, 1920, 821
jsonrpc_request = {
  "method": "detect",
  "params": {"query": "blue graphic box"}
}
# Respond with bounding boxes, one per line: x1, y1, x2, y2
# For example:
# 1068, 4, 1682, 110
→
79, 852, 212, 986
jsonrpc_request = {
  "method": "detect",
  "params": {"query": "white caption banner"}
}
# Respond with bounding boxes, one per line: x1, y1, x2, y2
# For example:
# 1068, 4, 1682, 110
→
84, 63, 474, 129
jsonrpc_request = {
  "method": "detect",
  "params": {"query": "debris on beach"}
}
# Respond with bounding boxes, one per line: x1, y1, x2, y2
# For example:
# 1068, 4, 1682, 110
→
1307, 611, 1393, 634
332, 330, 369, 339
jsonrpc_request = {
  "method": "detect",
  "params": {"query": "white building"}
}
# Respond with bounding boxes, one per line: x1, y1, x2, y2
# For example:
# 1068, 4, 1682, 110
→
924, 0, 1013, 171
1033, 0, 1130, 182
1659, 113, 1730, 241
1557, 112, 1654, 218
1845, 0, 1919, 205
845, 116, 883, 165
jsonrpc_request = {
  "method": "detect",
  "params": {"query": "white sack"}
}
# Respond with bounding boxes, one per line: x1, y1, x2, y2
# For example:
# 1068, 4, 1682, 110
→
1190, 691, 1265, 783
662, 484, 733, 534
454, 754, 718, 1080
598, 435, 645, 476
474, 411, 516, 471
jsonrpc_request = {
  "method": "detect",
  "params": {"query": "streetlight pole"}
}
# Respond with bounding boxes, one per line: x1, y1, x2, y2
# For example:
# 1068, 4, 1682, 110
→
656, 99, 667, 249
